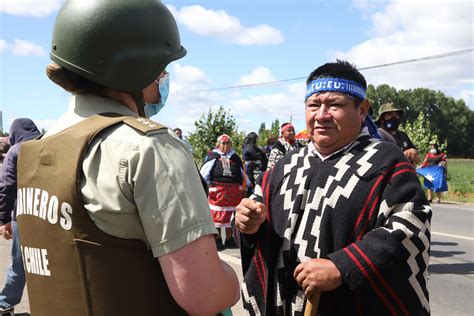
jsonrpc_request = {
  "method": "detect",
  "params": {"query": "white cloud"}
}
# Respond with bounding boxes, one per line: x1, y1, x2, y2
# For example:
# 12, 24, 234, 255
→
0, 39, 46, 56
337, 0, 474, 108
168, 5, 284, 46
238, 67, 276, 85
163, 63, 219, 127
10, 39, 46, 56
157, 63, 306, 134
352, 0, 386, 12
228, 90, 307, 133
288, 82, 306, 97
168, 63, 214, 111
0, 0, 62, 18
459, 90, 474, 106
0, 40, 6, 53
230, 92, 303, 118
171, 63, 209, 90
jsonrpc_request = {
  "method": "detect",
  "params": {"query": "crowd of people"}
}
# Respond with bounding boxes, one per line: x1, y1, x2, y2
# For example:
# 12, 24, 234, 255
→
0, 1, 444, 315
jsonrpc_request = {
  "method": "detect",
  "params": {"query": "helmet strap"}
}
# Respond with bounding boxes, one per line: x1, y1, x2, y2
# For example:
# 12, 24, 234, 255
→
130, 91, 146, 117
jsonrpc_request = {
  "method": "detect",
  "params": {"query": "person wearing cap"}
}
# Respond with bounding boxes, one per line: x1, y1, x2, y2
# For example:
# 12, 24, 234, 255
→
14, 1, 239, 315
235, 60, 431, 315
200, 134, 247, 249
266, 122, 304, 170
375, 102, 420, 165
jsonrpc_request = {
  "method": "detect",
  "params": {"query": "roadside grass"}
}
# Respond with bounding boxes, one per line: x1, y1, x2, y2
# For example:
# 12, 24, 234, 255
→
430, 159, 474, 204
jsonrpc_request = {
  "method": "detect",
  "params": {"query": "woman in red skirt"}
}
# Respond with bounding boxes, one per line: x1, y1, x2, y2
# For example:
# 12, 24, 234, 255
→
200, 134, 247, 249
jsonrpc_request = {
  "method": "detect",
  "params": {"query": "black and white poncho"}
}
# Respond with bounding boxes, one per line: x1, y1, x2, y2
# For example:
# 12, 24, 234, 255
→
239, 133, 431, 315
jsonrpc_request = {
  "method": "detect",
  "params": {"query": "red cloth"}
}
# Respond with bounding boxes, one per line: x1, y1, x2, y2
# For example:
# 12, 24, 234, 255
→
420, 152, 447, 167
208, 182, 243, 227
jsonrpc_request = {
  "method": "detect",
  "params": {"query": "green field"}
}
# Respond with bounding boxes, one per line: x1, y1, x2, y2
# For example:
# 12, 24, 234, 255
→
442, 159, 474, 203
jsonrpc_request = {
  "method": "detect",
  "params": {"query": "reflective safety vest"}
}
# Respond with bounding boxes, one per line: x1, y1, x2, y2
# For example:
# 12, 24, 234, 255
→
16, 114, 187, 316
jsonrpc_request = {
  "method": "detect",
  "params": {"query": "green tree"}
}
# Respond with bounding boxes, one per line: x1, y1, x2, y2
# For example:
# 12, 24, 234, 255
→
436, 97, 474, 157
367, 84, 404, 117
233, 131, 246, 157
256, 119, 280, 147
188, 106, 240, 164
271, 119, 280, 136
258, 122, 266, 135
400, 112, 444, 159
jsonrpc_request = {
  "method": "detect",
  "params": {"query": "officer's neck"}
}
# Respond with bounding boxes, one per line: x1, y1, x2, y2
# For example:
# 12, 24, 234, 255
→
102, 89, 139, 114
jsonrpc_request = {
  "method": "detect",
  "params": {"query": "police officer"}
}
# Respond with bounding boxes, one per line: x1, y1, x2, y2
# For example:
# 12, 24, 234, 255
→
15, 1, 239, 315
375, 102, 420, 165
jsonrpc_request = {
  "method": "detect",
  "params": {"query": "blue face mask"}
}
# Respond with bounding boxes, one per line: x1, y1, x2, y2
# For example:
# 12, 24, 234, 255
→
144, 73, 170, 118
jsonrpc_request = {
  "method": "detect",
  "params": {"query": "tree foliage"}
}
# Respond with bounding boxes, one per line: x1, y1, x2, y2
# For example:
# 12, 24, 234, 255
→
400, 112, 447, 159
188, 106, 243, 164
257, 119, 280, 147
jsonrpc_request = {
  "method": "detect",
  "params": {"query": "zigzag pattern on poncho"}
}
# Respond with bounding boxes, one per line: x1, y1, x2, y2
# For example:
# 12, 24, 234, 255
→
239, 134, 431, 316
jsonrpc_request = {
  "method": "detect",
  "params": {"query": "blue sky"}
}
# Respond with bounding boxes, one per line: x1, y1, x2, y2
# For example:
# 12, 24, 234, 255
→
1, 0, 473, 136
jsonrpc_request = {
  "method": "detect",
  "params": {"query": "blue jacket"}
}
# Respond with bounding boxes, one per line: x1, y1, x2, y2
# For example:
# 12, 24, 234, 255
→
0, 118, 41, 224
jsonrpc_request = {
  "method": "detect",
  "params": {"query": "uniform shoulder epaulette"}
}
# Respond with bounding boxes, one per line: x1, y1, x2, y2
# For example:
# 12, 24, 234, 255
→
123, 117, 167, 134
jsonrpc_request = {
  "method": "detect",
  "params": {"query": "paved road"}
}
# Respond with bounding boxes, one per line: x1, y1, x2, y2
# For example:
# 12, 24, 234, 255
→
1, 202, 472, 315
0, 237, 29, 315
428, 202, 474, 316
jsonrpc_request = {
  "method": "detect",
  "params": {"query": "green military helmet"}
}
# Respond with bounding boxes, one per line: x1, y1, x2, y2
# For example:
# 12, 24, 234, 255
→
50, 0, 186, 92
375, 102, 404, 123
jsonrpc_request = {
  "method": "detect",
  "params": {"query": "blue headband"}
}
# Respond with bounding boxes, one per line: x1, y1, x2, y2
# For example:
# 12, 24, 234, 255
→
305, 77, 366, 101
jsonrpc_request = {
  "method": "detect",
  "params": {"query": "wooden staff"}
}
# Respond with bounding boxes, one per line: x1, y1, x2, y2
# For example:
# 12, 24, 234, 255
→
304, 291, 321, 316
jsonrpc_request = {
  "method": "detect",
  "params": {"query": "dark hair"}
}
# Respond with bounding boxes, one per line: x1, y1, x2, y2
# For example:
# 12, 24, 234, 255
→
306, 59, 367, 89
46, 63, 105, 95
173, 128, 182, 133
243, 132, 258, 146
306, 60, 366, 108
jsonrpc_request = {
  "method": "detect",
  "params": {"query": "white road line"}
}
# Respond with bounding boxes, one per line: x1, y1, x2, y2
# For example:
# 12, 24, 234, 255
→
431, 231, 474, 241
432, 204, 474, 211
219, 252, 242, 266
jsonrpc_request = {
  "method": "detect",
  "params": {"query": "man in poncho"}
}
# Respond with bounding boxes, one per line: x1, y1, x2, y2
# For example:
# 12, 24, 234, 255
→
235, 60, 431, 315
267, 123, 304, 170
